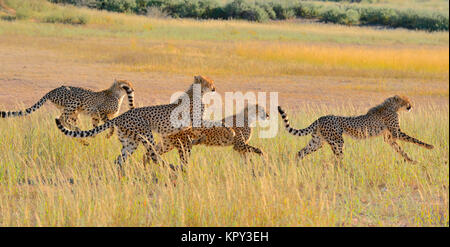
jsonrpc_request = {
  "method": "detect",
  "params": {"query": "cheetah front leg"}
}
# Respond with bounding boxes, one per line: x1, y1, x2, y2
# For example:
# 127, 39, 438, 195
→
397, 131, 434, 150
384, 132, 416, 163
233, 142, 265, 156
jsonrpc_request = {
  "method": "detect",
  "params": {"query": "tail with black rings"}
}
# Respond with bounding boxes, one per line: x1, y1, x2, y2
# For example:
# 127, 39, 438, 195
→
121, 85, 135, 109
1, 94, 49, 118
278, 106, 317, 136
55, 118, 114, 138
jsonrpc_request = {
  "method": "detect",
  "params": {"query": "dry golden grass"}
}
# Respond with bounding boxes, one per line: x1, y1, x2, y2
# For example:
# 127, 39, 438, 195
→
0, 104, 447, 226
0, 33, 447, 88
235, 43, 448, 80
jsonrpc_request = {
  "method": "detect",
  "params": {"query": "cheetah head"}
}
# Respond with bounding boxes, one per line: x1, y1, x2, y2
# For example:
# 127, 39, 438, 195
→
194, 75, 216, 94
114, 79, 135, 95
393, 95, 412, 112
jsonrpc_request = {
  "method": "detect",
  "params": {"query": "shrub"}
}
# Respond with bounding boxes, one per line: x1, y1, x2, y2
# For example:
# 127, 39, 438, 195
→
257, 3, 276, 20
94, 0, 136, 13
344, 8, 360, 25
321, 7, 345, 24
224, 0, 269, 22
294, 2, 323, 18
321, 7, 360, 25
207, 6, 227, 19
359, 7, 397, 26
392, 10, 449, 31
270, 2, 295, 20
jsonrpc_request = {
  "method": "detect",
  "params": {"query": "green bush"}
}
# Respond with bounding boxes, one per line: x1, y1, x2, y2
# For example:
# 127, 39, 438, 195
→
344, 9, 360, 25
224, 0, 269, 22
321, 7, 345, 23
293, 2, 324, 18
359, 7, 397, 26
207, 6, 227, 19
358, 6, 448, 31
94, 0, 136, 13
392, 10, 449, 31
321, 7, 360, 25
270, 3, 295, 20
257, 3, 276, 20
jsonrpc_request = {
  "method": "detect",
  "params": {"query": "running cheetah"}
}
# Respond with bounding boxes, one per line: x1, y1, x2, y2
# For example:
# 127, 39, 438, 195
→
54, 75, 216, 169
1, 79, 135, 140
278, 96, 434, 163
151, 104, 269, 165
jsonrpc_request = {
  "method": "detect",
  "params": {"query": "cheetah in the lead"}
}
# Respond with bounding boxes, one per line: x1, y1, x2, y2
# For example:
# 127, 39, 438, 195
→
55, 75, 216, 169
1, 79, 135, 140
278, 96, 434, 163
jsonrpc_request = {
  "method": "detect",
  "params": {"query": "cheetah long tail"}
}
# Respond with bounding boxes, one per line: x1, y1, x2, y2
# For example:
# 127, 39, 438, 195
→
55, 118, 114, 138
1, 94, 49, 118
122, 85, 135, 109
278, 106, 317, 136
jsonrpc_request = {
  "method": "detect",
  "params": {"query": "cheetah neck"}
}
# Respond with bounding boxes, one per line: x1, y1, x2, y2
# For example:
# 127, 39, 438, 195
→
103, 86, 123, 99
172, 85, 205, 124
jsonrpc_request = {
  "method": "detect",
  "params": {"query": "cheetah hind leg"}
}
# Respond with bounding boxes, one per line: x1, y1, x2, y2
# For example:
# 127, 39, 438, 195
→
92, 116, 100, 128
60, 113, 89, 146
101, 115, 115, 139
297, 134, 324, 161
114, 131, 139, 176
324, 135, 344, 167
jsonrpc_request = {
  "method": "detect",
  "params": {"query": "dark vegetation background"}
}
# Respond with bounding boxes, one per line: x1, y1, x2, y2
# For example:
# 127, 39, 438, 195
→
49, 0, 449, 31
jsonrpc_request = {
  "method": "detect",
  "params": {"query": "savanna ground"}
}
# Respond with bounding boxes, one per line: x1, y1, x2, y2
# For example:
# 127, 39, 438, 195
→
0, 0, 448, 226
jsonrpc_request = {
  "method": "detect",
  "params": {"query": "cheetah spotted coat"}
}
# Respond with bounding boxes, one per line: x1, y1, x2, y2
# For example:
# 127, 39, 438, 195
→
1, 79, 135, 142
55, 76, 216, 169
278, 96, 434, 163
152, 104, 269, 165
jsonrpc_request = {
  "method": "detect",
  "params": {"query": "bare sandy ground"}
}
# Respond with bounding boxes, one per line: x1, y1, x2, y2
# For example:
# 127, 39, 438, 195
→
0, 45, 448, 114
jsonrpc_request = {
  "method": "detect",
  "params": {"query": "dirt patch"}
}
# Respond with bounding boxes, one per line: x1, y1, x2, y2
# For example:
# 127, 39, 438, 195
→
0, 44, 447, 112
